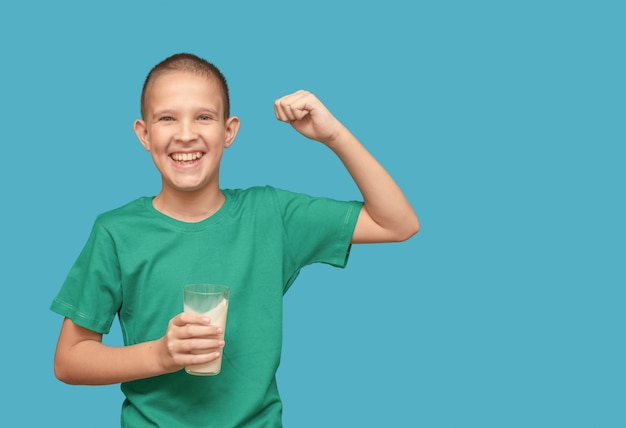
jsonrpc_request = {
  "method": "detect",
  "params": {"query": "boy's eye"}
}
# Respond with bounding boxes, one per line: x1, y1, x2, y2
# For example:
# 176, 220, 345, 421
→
198, 115, 212, 121
159, 116, 174, 122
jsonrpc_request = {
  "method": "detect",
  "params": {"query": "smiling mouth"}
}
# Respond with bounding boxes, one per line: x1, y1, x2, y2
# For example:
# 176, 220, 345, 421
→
170, 152, 204, 164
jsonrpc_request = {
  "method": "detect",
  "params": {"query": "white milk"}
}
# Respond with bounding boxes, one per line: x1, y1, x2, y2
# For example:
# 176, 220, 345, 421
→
184, 298, 228, 375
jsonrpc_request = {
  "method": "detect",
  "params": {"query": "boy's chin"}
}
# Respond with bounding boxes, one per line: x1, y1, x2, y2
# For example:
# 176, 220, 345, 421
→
163, 179, 217, 194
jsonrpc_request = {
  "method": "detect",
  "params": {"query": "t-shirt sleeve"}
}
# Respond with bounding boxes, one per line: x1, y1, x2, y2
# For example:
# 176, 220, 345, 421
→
270, 187, 363, 270
49, 218, 122, 334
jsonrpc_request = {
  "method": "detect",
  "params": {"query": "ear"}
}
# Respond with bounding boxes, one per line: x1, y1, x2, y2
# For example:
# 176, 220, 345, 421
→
223, 116, 240, 148
133, 119, 151, 151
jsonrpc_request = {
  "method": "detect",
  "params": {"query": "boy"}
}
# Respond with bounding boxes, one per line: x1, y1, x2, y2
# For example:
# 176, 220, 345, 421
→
51, 53, 419, 427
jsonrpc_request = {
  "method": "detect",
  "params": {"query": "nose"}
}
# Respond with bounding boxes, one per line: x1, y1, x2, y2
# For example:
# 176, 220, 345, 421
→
175, 119, 198, 143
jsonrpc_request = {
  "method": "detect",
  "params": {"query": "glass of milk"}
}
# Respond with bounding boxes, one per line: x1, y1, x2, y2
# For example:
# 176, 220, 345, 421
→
182, 283, 230, 376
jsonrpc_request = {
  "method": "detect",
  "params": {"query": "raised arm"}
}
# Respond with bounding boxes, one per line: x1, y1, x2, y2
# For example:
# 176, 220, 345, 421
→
274, 90, 419, 243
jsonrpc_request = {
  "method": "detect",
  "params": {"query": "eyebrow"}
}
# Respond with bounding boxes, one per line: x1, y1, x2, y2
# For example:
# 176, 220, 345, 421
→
151, 107, 220, 117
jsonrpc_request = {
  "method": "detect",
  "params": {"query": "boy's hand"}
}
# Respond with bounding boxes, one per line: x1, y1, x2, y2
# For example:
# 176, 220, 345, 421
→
161, 312, 225, 371
274, 90, 343, 147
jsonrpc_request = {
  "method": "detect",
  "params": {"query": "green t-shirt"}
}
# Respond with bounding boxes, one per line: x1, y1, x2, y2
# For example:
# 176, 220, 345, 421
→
51, 186, 362, 427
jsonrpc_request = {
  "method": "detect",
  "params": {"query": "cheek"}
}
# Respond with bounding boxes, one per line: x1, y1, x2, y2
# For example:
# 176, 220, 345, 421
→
150, 151, 161, 165
147, 134, 168, 153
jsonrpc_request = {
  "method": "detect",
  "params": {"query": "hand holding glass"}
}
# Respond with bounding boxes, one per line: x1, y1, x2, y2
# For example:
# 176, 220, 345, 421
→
182, 284, 229, 376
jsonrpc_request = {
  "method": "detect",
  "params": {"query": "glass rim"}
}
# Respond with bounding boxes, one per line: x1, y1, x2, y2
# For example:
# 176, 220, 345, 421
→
183, 283, 230, 295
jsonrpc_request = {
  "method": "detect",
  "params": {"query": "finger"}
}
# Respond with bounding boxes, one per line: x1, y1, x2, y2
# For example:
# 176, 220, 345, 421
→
170, 343, 224, 367
274, 91, 313, 122
185, 350, 222, 366
173, 312, 211, 326
171, 325, 223, 344
185, 324, 224, 338
274, 99, 297, 122
179, 338, 226, 354
274, 90, 306, 108
276, 103, 310, 122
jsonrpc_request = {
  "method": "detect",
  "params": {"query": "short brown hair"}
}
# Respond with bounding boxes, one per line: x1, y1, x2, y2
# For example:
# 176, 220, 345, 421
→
140, 53, 230, 120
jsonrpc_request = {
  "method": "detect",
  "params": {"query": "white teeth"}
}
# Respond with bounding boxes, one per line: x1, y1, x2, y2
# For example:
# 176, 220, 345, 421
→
171, 152, 203, 162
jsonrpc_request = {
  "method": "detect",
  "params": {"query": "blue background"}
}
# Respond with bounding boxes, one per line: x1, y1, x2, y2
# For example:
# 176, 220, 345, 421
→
1, 1, 624, 427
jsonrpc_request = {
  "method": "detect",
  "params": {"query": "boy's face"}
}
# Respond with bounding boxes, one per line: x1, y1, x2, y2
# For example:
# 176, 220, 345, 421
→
133, 71, 239, 196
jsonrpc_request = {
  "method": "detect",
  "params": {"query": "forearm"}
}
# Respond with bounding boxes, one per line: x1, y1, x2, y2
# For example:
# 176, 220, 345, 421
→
54, 339, 170, 385
326, 124, 419, 243
54, 333, 172, 385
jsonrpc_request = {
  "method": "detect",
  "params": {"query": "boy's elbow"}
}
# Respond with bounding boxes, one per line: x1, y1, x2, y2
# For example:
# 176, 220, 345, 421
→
54, 358, 70, 384
385, 216, 419, 242
54, 353, 78, 385
397, 217, 420, 242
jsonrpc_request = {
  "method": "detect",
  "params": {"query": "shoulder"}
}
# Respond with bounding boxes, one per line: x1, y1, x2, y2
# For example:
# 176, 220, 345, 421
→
93, 197, 151, 229
223, 186, 330, 210
223, 186, 360, 207
221, 186, 317, 221
224, 186, 361, 218
222, 186, 290, 207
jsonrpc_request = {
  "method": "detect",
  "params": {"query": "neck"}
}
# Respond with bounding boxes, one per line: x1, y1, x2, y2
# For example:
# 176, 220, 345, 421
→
153, 186, 225, 223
